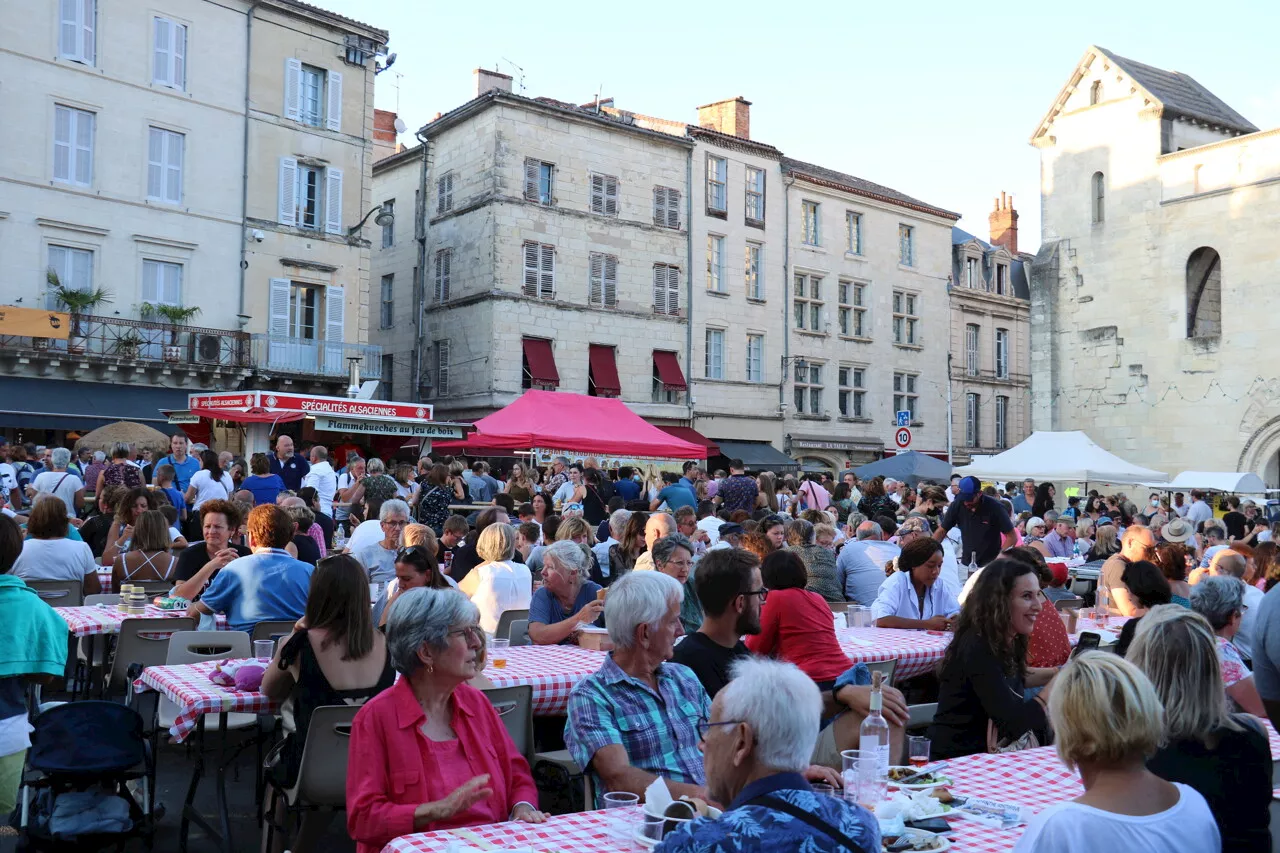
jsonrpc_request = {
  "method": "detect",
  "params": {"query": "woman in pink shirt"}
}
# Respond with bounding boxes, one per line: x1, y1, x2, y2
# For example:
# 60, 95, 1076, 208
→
345, 588, 544, 852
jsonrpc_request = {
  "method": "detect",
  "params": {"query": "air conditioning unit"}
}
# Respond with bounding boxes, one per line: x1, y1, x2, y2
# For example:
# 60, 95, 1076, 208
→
194, 334, 222, 364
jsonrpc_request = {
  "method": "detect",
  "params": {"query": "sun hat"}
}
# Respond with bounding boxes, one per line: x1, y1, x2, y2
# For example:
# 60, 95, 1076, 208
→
1161, 517, 1194, 544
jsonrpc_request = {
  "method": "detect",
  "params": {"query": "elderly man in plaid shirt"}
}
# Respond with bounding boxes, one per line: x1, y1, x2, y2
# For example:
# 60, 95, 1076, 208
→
566, 570, 840, 808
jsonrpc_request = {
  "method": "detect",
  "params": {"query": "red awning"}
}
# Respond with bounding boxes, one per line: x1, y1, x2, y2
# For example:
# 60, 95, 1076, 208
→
655, 426, 719, 457
653, 350, 686, 391
522, 338, 560, 388
588, 344, 621, 397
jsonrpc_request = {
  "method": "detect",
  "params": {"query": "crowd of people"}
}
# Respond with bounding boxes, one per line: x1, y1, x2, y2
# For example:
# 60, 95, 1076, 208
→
5, 429, 1280, 852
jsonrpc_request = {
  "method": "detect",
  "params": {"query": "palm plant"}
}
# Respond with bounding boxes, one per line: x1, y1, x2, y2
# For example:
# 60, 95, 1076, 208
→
48, 270, 113, 352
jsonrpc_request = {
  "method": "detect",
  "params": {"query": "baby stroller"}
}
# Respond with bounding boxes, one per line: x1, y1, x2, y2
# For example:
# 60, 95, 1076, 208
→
15, 701, 155, 851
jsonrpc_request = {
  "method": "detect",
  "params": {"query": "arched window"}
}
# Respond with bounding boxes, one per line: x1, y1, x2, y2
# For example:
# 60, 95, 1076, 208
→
1090, 80, 1102, 105
1091, 172, 1105, 224
1186, 247, 1222, 338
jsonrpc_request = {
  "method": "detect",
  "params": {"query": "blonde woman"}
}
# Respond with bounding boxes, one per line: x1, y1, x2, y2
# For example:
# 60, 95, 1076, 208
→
1127, 605, 1271, 851
755, 471, 779, 513
504, 462, 534, 504
1013, 652, 1219, 852
1085, 523, 1120, 562
642, 464, 663, 504
555, 515, 602, 583
446, 459, 468, 502
393, 464, 419, 506
1074, 519, 1095, 556
111, 509, 175, 588
458, 523, 533, 634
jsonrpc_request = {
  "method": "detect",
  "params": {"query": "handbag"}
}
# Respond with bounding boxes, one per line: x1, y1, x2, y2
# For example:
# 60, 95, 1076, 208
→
986, 718, 1041, 753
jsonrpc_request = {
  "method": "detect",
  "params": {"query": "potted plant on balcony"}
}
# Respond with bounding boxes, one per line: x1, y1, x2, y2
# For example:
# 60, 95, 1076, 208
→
48, 271, 112, 355
152, 304, 202, 362
116, 329, 145, 359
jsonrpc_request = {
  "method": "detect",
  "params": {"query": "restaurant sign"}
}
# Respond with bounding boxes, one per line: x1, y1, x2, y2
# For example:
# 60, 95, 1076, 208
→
314, 416, 464, 438
0, 306, 70, 340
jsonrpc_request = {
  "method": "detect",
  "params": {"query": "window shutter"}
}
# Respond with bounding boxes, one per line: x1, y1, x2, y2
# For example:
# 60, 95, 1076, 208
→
666, 189, 680, 228
325, 284, 345, 343
590, 174, 604, 214
53, 107, 71, 182
164, 262, 181, 304
523, 159, 538, 201
80, 0, 95, 64
653, 266, 667, 314
142, 260, 159, 303
435, 249, 450, 302
539, 244, 554, 298
325, 70, 343, 132
589, 253, 603, 305
278, 157, 297, 225
324, 168, 343, 234
522, 242, 539, 296
667, 267, 680, 315
604, 256, 617, 307
153, 18, 170, 84
605, 176, 618, 215
283, 58, 302, 121
652, 187, 664, 225
147, 128, 163, 198
59, 0, 77, 57
268, 277, 291, 336
172, 22, 186, 90
165, 131, 183, 203
436, 340, 450, 396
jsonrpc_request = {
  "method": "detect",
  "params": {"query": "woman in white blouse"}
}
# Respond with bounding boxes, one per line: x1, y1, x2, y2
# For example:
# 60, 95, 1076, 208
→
872, 537, 960, 630
184, 450, 235, 512
458, 522, 532, 635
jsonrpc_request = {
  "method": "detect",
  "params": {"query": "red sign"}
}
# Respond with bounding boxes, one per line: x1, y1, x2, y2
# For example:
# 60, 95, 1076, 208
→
894, 427, 912, 449
188, 392, 255, 411
259, 393, 433, 422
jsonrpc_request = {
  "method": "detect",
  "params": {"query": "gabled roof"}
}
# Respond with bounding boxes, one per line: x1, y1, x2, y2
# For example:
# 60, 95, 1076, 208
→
781, 157, 960, 221
269, 0, 387, 40
950, 227, 1030, 300
1033, 45, 1257, 142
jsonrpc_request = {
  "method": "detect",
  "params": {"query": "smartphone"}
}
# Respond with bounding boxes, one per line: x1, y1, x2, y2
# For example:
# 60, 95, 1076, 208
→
1072, 632, 1101, 658
905, 817, 953, 834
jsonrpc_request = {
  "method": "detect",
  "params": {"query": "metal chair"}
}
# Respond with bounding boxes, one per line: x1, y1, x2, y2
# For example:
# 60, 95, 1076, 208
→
1054, 596, 1085, 612
863, 658, 898, 687
483, 685, 533, 765
508, 619, 530, 647
1069, 578, 1093, 597
495, 609, 529, 640
906, 702, 937, 732
531, 747, 593, 808
26, 579, 83, 607
251, 620, 297, 645
159, 631, 256, 732
262, 704, 359, 853
105, 617, 194, 697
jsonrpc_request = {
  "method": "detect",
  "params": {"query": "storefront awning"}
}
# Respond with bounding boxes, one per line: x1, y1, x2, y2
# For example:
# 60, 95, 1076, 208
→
522, 337, 560, 388
653, 350, 687, 391
588, 344, 621, 397
655, 426, 719, 457
0, 377, 187, 431
712, 439, 799, 473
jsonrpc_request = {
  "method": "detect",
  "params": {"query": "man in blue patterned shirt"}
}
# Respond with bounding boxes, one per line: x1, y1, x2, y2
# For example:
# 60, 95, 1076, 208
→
657, 657, 880, 853
566, 570, 710, 806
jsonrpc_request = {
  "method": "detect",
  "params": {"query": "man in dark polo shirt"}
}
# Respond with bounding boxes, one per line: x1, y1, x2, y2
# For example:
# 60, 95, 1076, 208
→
934, 475, 1015, 566
268, 435, 310, 492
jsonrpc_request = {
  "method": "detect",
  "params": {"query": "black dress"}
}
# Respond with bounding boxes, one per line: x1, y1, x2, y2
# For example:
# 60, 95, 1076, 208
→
269, 629, 395, 787
1147, 715, 1271, 853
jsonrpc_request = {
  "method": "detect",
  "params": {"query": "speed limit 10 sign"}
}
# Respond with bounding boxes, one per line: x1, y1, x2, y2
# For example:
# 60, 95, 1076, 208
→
894, 427, 912, 449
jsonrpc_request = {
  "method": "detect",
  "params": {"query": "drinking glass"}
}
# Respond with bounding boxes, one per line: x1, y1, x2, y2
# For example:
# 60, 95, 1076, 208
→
907, 736, 931, 768
810, 783, 836, 797
490, 637, 510, 669
253, 639, 275, 662
840, 749, 884, 807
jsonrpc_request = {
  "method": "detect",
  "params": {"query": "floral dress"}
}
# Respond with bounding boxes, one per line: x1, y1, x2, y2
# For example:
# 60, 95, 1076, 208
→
1216, 635, 1250, 712
416, 485, 453, 535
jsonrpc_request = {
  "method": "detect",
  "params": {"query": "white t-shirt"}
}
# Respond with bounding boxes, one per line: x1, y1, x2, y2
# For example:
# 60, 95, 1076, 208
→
696, 516, 722, 546
346, 519, 384, 555
0, 463, 17, 498
1013, 783, 1217, 853
12, 537, 96, 582
188, 469, 234, 509
465, 560, 533, 635
31, 470, 85, 516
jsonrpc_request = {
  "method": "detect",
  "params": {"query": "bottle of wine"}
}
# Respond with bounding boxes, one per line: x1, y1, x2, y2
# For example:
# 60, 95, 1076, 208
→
859, 670, 891, 780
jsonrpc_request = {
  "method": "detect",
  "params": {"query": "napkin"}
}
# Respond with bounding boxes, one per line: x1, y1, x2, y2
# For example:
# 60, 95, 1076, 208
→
875, 791, 946, 821
643, 776, 674, 815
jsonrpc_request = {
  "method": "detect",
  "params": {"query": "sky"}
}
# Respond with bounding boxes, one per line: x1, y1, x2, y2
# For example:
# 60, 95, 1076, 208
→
329, 0, 1280, 251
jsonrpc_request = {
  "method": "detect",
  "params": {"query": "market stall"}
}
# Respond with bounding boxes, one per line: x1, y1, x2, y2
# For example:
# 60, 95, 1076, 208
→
954, 430, 1167, 486
1141, 471, 1266, 495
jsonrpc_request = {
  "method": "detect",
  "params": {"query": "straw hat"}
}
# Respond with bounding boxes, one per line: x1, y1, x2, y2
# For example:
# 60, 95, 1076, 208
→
1161, 517, 1194, 544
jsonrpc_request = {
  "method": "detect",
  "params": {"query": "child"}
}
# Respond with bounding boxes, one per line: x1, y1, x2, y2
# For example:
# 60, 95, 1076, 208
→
153, 464, 188, 522
156, 502, 190, 549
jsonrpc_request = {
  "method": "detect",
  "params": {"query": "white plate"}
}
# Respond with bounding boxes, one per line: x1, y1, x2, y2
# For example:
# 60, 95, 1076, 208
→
633, 805, 722, 847
886, 766, 953, 790
883, 828, 951, 852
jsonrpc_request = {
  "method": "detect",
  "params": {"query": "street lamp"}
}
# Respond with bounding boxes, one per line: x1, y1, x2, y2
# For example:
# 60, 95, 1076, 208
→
346, 204, 395, 243
777, 354, 809, 413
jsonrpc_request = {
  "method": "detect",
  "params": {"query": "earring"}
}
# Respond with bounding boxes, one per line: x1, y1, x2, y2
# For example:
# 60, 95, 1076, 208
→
427, 663, 434, 674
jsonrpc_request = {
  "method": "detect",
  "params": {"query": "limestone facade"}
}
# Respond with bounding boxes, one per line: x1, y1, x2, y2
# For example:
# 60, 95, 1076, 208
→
1030, 46, 1280, 481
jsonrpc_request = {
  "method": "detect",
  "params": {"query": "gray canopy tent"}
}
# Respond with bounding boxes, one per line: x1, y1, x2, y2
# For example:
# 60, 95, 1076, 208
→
853, 451, 953, 488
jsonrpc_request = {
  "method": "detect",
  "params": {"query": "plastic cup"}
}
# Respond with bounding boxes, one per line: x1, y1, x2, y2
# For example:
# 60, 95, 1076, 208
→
603, 791, 639, 808
841, 748, 884, 808
490, 637, 509, 669
810, 783, 836, 797
603, 791, 639, 840
253, 639, 275, 661
908, 736, 931, 768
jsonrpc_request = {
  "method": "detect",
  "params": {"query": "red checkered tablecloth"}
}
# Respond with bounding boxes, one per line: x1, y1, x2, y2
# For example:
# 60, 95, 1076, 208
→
485, 645, 607, 716
136, 659, 277, 742
95, 568, 114, 592
54, 604, 224, 638
835, 627, 951, 680
383, 807, 627, 853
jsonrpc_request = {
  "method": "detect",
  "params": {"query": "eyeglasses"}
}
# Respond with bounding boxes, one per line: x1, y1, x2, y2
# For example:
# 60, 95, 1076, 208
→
397, 546, 426, 561
446, 625, 483, 642
383, 519, 409, 527
696, 719, 744, 741
743, 588, 768, 602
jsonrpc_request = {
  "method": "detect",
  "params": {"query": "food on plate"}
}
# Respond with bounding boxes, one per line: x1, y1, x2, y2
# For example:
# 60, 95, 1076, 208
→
928, 788, 955, 804
679, 795, 712, 817
882, 832, 946, 852
887, 766, 951, 786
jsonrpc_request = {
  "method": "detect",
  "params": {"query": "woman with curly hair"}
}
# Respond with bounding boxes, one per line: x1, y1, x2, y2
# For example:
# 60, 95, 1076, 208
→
856, 476, 898, 522
1151, 541, 1192, 607
740, 530, 774, 562
929, 557, 1058, 759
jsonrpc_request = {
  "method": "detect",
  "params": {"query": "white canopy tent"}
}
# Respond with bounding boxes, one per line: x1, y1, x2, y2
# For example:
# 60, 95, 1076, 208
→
954, 430, 1168, 485
1141, 471, 1266, 494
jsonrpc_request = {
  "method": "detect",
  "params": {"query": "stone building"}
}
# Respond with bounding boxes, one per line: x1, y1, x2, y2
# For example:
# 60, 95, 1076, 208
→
948, 193, 1032, 463
1030, 45, 1280, 480
0, 0, 388, 438
372, 70, 694, 427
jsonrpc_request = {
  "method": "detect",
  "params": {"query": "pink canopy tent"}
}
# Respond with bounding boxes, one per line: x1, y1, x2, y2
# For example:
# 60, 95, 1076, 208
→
432, 390, 705, 459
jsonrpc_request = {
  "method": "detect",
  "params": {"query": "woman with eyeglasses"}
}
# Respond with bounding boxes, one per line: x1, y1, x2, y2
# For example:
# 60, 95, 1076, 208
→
1189, 576, 1266, 717
261, 554, 395, 853
346, 588, 544, 853
372, 544, 458, 628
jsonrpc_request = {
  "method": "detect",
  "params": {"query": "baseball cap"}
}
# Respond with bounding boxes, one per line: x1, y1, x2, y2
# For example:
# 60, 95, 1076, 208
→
1048, 561, 1070, 586
956, 476, 981, 500
718, 522, 744, 537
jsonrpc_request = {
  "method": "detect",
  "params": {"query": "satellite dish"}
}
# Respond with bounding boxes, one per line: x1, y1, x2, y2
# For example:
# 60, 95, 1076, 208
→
393, 117, 407, 134
356, 380, 380, 399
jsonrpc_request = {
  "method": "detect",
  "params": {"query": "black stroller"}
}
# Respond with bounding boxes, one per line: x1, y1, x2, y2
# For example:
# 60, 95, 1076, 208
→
15, 701, 155, 851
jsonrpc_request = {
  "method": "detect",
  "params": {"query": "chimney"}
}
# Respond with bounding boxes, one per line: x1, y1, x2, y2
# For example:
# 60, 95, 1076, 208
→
988, 191, 1019, 255
373, 109, 398, 161
474, 68, 513, 98
696, 96, 751, 139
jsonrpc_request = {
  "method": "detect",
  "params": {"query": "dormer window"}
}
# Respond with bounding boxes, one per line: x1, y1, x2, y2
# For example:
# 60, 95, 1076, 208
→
995, 263, 1008, 295
965, 256, 979, 289
1090, 80, 1102, 105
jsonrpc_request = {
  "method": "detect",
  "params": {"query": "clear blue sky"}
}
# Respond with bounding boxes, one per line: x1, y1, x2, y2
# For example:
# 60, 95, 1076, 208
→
329, 0, 1280, 250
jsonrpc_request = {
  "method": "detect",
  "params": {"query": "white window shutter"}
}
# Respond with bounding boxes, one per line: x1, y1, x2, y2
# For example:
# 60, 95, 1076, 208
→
589, 253, 603, 305
667, 267, 680, 314
283, 58, 302, 121
604, 256, 617, 307
80, 0, 95, 64
324, 168, 343, 234
605, 176, 618, 215
166, 131, 183, 203
325, 70, 342, 132
172, 23, 186, 90
652, 187, 664, 225
324, 284, 345, 343
153, 18, 169, 84
278, 157, 297, 225
539, 244, 554, 297
268, 277, 291, 336
522, 242, 538, 296
53, 107, 71, 182
666, 189, 680, 228
59, 0, 77, 56
590, 174, 604, 214
147, 128, 163, 198
437, 340, 450, 395
653, 266, 667, 314
524, 160, 538, 201
142, 260, 158, 302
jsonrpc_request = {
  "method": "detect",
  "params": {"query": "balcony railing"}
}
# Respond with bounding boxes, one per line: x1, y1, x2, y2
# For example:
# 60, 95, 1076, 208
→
0, 313, 250, 369
951, 366, 1030, 385
249, 335, 382, 379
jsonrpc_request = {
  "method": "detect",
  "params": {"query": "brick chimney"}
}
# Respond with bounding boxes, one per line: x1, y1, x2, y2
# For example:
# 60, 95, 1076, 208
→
696, 97, 751, 139
988, 191, 1018, 255
373, 109, 398, 161
474, 68, 513, 98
